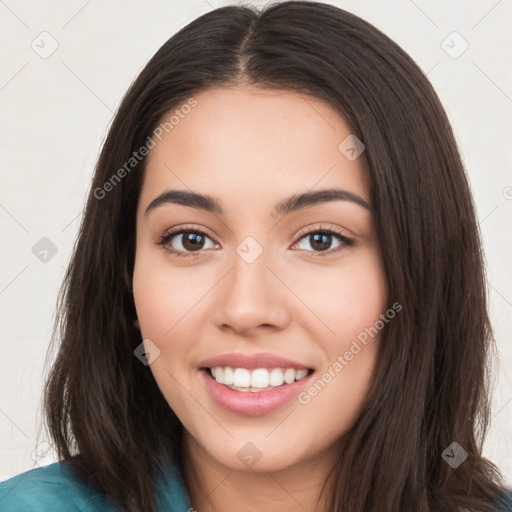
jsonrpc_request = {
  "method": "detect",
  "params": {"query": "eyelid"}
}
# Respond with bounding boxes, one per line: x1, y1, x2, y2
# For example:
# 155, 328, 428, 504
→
159, 224, 217, 242
294, 223, 354, 244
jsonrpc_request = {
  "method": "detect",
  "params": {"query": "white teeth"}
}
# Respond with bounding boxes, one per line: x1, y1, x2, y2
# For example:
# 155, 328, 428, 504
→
214, 367, 224, 382
295, 369, 308, 380
209, 366, 310, 391
233, 368, 251, 388
251, 368, 270, 388
223, 366, 234, 385
269, 368, 284, 387
283, 368, 295, 384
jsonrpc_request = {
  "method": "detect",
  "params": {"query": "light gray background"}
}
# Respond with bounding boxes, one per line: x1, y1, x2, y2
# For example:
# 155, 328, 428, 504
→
1, 0, 511, 484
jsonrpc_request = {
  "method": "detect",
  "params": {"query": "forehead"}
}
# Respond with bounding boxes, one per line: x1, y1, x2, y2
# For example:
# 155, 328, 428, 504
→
140, 85, 369, 213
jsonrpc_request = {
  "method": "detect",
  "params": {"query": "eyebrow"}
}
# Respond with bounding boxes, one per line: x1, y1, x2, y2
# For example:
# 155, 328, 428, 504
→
144, 188, 371, 217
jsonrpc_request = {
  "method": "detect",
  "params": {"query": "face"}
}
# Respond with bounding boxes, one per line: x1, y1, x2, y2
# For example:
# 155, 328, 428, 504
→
132, 85, 387, 474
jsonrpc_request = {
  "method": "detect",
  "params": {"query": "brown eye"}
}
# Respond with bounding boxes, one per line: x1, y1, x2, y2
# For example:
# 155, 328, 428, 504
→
155, 227, 219, 258
300, 232, 336, 252
293, 225, 355, 256
179, 232, 207, 251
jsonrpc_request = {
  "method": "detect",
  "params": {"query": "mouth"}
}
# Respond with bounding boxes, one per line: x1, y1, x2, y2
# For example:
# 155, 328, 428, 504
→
200, 365, 316, 416
202, 366, 315, 393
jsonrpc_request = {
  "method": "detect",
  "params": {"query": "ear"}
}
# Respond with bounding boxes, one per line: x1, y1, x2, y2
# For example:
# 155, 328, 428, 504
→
133, 318, 140, 330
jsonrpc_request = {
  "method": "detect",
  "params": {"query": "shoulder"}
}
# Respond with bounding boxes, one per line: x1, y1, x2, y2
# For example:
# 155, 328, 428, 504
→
0, 461, 120, 511
0, 459, 192, 512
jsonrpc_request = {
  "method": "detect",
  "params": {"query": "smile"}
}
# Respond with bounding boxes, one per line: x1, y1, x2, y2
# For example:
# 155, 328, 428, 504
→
207, 366, 311, 392
200, 367, 315, 416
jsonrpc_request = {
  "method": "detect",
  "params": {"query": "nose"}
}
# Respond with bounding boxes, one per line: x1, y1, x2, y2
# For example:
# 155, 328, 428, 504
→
212, 243, 291, 337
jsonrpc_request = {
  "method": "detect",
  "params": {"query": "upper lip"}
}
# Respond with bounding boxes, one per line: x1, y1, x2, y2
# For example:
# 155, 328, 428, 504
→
198, 352, 313, 370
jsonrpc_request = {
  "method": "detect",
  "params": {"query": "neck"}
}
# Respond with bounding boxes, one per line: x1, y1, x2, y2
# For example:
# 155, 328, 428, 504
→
181, 431, 338, 512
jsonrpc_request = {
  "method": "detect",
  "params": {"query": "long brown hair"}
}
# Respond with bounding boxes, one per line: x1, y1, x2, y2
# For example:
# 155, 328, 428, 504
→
42, 2, 510, 511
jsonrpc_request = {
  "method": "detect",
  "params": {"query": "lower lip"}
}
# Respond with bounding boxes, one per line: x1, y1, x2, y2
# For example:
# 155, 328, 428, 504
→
200, 368, 314, 416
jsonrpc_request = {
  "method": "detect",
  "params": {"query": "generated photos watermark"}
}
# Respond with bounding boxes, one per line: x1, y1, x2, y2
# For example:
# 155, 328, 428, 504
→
298, 301, 402, 405
94, 97, 198, 200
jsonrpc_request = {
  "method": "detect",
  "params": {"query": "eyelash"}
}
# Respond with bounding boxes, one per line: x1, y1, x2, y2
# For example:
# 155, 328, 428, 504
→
155, 224, 355, 259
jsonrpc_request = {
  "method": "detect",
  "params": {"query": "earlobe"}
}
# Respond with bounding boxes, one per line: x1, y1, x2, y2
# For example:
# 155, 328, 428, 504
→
133, 318, 140, 330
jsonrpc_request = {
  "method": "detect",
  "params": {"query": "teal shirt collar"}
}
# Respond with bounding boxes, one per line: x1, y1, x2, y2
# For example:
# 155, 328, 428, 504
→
0, 459, 193, 512
157, 459, 193, 511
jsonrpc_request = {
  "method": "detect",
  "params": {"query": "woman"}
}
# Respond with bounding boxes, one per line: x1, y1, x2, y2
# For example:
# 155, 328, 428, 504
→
1, 2, 511, 511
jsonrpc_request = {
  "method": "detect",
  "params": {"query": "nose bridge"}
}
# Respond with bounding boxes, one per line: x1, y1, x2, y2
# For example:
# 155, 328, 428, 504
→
230, 236, 275, 309
213, 234, 289, 333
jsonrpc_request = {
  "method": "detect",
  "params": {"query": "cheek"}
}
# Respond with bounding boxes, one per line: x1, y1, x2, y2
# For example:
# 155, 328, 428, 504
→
291, 251, 388, 342
339, 266, 387, 339
132, 251, 203, 407
132, 247, 209, 340
293, 252, 387, 410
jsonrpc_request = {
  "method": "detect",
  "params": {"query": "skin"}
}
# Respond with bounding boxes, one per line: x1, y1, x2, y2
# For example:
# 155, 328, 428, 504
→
132, 85, 388, 512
